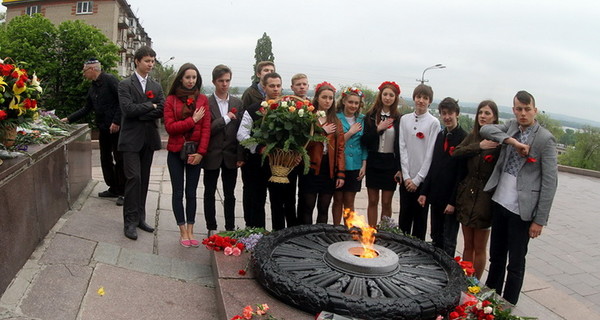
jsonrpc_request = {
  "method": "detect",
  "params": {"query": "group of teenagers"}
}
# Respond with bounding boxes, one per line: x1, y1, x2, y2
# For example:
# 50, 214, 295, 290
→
66, 46, 557, 306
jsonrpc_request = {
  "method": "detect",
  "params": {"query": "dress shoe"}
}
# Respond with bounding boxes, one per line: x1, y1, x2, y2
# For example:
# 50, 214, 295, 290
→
124, 226, 137, 240
138, 222, 155, 233
98, 190, 118, 198
116, 196, 124, 206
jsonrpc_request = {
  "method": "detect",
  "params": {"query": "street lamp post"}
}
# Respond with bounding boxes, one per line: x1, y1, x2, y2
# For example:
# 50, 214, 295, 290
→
417, 64, 446, 84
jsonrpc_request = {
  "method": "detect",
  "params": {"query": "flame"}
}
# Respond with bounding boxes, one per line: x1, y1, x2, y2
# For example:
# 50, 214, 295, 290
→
343, 208, 378, 258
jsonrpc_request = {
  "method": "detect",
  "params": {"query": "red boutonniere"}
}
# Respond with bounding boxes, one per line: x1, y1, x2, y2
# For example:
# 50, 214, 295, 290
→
483, 154, 494, 163
526, 157, 537, 163
146, 90, 155, 99
449, 146, 455, 156
186, 98, 194, 106
416, 132, 425, 139
230, 107, 237, 114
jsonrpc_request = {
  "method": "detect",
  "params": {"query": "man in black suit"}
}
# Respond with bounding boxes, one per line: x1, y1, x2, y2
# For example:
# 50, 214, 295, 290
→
203, 64, 244, 232
117, 46, 165, 240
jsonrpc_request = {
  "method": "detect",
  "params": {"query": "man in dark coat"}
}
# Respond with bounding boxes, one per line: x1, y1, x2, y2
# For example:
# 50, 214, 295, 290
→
62, 58, 125, 206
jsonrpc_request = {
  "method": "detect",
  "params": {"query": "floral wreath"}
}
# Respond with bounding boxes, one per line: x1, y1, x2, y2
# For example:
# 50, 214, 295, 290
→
378, 81, 401, 95
314, 81, 336, 93
341, 87, 364, 98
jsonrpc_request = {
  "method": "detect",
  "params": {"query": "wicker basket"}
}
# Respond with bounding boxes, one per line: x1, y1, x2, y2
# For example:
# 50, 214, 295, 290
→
268, 148, 302, 184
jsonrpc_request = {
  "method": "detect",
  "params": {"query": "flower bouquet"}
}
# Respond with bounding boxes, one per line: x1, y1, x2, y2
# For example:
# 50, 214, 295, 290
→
0, 58, 43, 147
242, 95, 325, 183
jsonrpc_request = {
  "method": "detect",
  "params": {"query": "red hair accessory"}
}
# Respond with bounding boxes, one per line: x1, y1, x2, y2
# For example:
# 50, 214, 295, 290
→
378, 81, 401, 95
342, 87, 364, 98
314, 81, 336, 93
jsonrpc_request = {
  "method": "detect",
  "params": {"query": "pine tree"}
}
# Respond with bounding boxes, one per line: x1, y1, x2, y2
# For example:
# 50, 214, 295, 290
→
252, 32, 275, 83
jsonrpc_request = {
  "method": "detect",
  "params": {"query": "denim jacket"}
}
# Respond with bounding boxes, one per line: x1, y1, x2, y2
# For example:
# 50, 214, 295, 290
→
336, 112, 367, 171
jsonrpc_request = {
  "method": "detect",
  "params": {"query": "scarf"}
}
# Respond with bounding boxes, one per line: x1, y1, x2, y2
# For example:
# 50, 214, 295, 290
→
175, 87, 199, 119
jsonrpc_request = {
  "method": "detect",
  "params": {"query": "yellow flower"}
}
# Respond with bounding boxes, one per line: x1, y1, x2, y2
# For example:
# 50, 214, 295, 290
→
288, 106, 296, 112
31, 73, 43, 93
0, 76, 7, 92
97, 287, 105, 296
468, 286, 480, 294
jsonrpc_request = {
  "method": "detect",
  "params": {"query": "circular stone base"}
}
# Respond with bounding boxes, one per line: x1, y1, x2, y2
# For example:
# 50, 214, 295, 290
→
325, 241, 399, 275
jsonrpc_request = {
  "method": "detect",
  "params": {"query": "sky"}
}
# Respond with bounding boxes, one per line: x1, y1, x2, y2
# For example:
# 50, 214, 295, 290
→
5, 0, 600, 121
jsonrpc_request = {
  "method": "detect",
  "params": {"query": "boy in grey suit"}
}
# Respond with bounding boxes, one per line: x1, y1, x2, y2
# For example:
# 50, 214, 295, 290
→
481, 90, 558, 304
118, 46, 165, 240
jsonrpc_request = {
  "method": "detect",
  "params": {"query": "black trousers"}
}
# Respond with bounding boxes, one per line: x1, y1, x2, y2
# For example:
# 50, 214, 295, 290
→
203, 163, 238, 231
240, 153, 269, 228
430, 203, 460, 257
268, 166, 299, 231
122, 146, 154, 228
398, 183, 429, 240
485, 202, 531, 305
98, 129, 125, 195
167, 151, 201, 226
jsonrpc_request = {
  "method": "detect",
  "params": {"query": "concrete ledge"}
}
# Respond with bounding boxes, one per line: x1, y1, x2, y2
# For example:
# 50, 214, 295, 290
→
558, 164, 600, 178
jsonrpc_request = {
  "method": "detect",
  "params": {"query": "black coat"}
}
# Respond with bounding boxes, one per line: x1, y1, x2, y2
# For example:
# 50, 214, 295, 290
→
67, 72, 121, 131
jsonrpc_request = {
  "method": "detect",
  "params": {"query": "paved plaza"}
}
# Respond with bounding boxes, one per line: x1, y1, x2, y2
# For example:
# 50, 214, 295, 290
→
1, 148, 600, 319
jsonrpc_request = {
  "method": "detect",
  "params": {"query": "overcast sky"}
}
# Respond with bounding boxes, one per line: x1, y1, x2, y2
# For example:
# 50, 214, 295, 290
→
7, 0, 600, 121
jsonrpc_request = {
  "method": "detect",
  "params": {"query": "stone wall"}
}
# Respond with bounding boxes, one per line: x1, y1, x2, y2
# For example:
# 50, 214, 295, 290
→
0, 125, 91, 295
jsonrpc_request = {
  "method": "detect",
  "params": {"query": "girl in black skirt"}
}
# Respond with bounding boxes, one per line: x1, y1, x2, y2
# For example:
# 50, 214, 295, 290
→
361, 81, 401, 226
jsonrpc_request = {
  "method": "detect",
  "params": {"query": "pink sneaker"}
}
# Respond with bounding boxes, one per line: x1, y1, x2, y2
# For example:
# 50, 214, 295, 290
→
189, 239, 200, 247
180, 239, 191, 248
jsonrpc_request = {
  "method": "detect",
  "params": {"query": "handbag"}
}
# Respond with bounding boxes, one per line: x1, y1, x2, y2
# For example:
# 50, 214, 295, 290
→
180, 140, 198, 161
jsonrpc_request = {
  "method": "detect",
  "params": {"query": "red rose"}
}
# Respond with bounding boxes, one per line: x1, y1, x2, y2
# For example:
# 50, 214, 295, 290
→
270, 103, 278, 110
259, 107, 265, 114
295, 101, 303, 108
15, 79, 25, 88
416, 132, 425, 139
236, 242, 245, 250
230, 107, 237, 114
238, 269, 246, 276
483, 154, 494, 163
11, 71, 19, 78
146, 90, 155, 99
449, 311, 459, 319
526, 157, 537, 163
0, 64, 13, 76
449, 146, 455, 156
23, 98, 37, 109
0, 110, 7, 120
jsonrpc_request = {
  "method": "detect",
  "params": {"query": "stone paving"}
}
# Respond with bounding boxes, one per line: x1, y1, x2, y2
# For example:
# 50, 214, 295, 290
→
1, 148, 599, 319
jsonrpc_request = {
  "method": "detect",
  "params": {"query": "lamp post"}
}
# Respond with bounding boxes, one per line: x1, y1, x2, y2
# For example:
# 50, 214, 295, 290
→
417, 64, 446, 84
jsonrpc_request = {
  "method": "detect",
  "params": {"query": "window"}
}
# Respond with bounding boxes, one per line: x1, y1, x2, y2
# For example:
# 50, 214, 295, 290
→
26, 5, 40, 16
76, 1, 93, 14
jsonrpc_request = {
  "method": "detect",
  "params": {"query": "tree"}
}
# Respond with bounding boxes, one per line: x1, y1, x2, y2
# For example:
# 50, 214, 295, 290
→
251, 32, 274, 83
458, 114, 474, 134
559, 126, 600, 171
559, 128, 576, 146
151, 59, 176, 94
337, 83, 377, 113
0, 15, 119, 122
536, 112, 564, 142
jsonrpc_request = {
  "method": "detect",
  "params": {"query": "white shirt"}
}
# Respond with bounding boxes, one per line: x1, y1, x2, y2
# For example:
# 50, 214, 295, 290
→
237, 111, 257, 153
492, 172, 520, 215
135, 72, 148, 91
398, 111, 440, 186
215, 94, 231, 126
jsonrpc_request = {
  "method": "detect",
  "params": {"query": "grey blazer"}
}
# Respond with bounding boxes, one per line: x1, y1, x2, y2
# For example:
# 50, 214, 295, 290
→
202, 94, 244, 170
117, 74, 165, 152
482, 120, 558, 225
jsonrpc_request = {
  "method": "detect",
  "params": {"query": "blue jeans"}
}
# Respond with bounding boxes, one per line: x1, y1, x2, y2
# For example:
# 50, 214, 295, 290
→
167, 151, 201, 225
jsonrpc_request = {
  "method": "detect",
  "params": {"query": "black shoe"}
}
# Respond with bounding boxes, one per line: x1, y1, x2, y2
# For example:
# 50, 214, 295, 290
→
124, 225, 137, 240
98, 190, 118, 198
138, 222, 155, 233
116, 196, 124, 206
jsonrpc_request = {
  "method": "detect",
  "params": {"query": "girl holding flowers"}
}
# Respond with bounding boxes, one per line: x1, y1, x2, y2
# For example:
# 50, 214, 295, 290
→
452, 100, 501, 279
164, 63, 211, 247
361, 81, 401, 226
298, 82, 345, 225
332, 87, 367, 225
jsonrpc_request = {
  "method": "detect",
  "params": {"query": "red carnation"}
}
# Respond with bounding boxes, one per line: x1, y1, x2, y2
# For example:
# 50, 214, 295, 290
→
0, 64, 13, 76
238, 269, 246, 276
230, 107, 237, 114
186, 98, 194, 106
483, 154, 494, 163
526, 157, 537, 163
146, 90, 155, 99
416, 132, 425, 139
0, 110, 7, 120
449, 146, 455, 156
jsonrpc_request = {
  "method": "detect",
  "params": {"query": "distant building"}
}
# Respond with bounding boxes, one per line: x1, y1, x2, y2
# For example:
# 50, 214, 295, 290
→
2, 0, 151, 76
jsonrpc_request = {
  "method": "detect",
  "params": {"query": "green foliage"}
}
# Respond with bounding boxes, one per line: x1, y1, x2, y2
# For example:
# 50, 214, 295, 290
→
0, 15, 119, 123
251, 32, 274, 83
559, 128, 576, 146
559, 126, 600, 171
458, 114, 474, 134
151, 59, 176, 94
337, 83, 377, 113
536, 112, 563, 141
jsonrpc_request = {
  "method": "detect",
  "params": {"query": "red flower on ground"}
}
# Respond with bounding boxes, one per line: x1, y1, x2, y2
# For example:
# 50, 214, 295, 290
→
483, 154, 494, 163
230, 107, 237, 114
230, 316, 243, 320
146, 90, 155, 99
416, 132, 425, 139
238, 269, 246, 276
526, 157, 537, 163
242, 305, 253, 319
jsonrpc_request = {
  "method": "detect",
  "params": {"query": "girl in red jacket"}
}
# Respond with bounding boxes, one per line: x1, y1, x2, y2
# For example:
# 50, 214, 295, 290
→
164, 63, 211, 247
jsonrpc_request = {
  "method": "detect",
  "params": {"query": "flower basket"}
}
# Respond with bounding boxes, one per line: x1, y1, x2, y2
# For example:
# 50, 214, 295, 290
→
241, 95, 325, 183
268, 148, 302, 183
0, 125, 17, 147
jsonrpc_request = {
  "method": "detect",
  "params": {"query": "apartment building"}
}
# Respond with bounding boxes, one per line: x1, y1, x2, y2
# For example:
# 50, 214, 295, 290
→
2, 0, 152, 76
